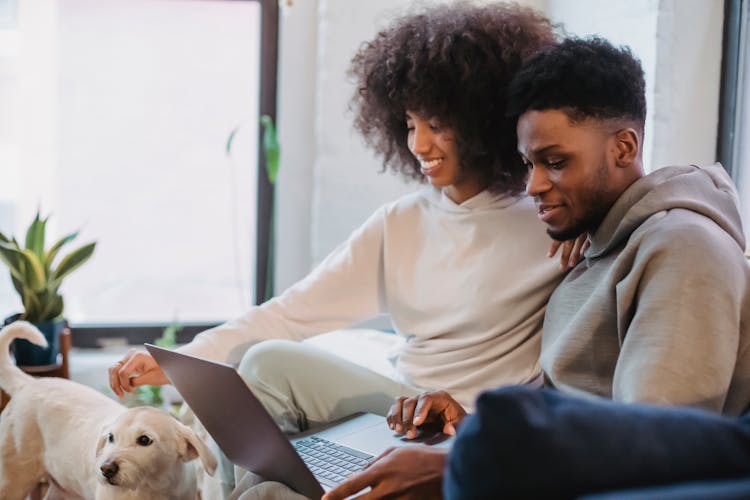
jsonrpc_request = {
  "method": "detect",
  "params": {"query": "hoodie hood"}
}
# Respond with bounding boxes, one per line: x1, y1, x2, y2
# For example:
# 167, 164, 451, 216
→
588, 163, 746, 258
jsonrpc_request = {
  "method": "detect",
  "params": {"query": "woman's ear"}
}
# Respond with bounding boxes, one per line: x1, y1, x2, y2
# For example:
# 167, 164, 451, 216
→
614, 128, 640, 167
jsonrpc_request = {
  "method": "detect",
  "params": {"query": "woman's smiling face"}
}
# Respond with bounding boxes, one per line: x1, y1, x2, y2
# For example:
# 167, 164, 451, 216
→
406, 111, 484, 204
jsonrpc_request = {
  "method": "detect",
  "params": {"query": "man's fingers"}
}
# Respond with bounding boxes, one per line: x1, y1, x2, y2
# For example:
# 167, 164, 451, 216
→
400, 398, 419, 439
443, 422, 457, 436
388, 398, 405, 432
364, 446, 395, 470
413, 395, 434, 426
323, 467, 378, 500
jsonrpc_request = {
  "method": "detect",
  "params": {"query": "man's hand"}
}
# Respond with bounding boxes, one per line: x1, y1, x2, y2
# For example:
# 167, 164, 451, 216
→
548, 233, 590, 270
322, 446, 446, 500
387, 391, 467, 439
108, 349, 169, 398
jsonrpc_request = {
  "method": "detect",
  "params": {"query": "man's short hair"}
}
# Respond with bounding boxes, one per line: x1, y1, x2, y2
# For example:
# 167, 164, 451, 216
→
507, 36, 646, 127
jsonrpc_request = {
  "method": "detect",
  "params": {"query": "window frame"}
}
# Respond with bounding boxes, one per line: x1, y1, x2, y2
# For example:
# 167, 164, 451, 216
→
717, 0, 748, 180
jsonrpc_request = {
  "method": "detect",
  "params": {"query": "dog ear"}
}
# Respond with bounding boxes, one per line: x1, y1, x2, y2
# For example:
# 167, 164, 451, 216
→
177, 422, 218, 477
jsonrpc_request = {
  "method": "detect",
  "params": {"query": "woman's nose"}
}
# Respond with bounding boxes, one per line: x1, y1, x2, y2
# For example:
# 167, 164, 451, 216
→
409, 126, 433, 156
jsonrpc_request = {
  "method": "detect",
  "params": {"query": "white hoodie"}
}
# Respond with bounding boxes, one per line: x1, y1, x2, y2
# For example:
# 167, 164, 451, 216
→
179, 187, 562, 408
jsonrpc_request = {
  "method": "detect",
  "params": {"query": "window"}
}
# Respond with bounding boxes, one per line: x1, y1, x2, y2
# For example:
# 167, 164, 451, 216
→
0, 0, 270, 339
718, 0, 750, 243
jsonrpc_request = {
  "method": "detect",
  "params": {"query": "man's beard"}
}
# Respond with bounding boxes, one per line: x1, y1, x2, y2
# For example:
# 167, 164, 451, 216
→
547, 161, 614, 242
546, 206, 608, 241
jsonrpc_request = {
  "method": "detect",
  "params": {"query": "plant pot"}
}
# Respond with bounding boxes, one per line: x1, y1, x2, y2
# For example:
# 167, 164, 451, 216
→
3, 314, 64, 367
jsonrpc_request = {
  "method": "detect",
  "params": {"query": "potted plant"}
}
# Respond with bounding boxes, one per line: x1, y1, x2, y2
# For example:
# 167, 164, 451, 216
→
0, 211, 96, 367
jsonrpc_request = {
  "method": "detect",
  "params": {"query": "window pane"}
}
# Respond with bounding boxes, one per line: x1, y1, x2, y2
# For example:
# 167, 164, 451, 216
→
0, 0, 259, 324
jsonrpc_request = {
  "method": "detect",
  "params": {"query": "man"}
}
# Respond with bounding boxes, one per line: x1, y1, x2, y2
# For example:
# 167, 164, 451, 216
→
512, 36, 749, 414
327, 36, 750, 499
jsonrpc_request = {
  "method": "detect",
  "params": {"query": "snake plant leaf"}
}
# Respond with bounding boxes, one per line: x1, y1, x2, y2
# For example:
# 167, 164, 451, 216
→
51, 242, 96, 284
46, 231, 79, 270
260, 115, 280, 185
11, 274, 23, 296
38, 292, 64, 322
0, 243, 45, 291
0, 231, 9, 243
24, 212, 47, 260
21, 287, 42, 322
19, 248, 46, 291
0, 240, 23, 281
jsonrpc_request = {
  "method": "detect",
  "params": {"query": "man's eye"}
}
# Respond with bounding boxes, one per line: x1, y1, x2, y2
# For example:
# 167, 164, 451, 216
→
108, 433, 114, 443
547, 160, 565, 170
137, 435, 153, 446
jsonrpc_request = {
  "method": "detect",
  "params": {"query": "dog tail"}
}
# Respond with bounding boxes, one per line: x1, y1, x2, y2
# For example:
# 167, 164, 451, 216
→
0, 321, 48, 395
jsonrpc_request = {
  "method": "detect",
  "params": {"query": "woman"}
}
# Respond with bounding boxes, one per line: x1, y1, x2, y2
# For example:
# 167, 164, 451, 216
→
110, 2, 565, 492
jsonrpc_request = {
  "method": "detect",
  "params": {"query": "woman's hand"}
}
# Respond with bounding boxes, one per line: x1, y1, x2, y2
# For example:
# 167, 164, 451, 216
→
108, 349, 169, 398
548, 233, 590, 270
387, 391, 467, 439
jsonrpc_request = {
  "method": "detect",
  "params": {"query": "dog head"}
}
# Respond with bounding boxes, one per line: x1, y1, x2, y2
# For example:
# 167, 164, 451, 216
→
95, 406, 217, 493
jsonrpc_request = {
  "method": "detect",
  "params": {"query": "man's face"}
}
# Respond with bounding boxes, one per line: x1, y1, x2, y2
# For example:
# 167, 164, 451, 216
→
517, 109, 623, 241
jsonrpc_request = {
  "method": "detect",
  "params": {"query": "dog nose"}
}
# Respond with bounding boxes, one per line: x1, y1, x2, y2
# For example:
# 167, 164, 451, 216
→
100, 460, 119, 479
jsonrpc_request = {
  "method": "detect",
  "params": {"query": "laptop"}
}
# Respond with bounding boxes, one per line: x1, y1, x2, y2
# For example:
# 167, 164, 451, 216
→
145, 344, 452, 500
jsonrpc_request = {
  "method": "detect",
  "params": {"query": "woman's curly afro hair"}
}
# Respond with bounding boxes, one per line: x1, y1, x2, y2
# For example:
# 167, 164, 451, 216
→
348, 1, 557, 195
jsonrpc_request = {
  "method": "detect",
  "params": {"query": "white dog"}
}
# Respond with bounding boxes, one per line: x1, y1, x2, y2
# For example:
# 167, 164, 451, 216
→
0, 321, 217, 499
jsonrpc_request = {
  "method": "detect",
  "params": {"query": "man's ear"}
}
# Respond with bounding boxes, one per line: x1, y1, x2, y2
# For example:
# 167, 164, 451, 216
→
613, 128, 640, 167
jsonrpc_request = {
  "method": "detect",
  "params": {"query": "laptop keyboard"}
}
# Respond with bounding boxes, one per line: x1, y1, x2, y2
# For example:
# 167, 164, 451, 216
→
293, 435, 374, 486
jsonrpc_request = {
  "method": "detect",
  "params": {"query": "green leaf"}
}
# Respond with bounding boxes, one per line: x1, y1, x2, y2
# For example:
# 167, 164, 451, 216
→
45, 231, 79, 270
22, 289, 41, 322
0, 231, 9, 244
261, 115, 280, 185
19, 248, 46, 291
50, 242, 96, 283
38, 293, 64, 322
225, 125, 240, 156
155, 323, 182, 348
11, 275, 23, 296
0, 244, 45, 290
24, 212, 47, 260
0, 241, 24, 280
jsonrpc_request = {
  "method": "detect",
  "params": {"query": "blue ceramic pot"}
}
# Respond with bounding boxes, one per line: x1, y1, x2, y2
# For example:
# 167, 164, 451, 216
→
3, 314, 64, 367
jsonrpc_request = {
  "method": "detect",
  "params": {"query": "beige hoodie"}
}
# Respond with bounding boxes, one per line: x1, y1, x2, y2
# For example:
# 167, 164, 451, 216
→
542, 164, 750, 415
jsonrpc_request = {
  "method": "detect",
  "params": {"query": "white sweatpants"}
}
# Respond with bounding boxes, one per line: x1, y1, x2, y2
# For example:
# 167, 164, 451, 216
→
211, 338, 422, 499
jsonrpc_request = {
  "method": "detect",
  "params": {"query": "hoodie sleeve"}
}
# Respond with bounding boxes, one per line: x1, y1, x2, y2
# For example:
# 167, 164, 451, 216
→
177, 206, 388, 364
612, 216, 749, 413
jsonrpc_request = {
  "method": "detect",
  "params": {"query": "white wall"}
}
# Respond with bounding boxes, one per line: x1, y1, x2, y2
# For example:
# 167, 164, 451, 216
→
274, 0, 318, 292
274, 0, 726, 291
545, 0, 659, 170
650, 0, 724, 169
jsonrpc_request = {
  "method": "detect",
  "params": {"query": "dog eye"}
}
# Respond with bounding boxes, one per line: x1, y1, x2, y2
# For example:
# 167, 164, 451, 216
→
137, 435, 153, 446
108, 433, 114, 443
